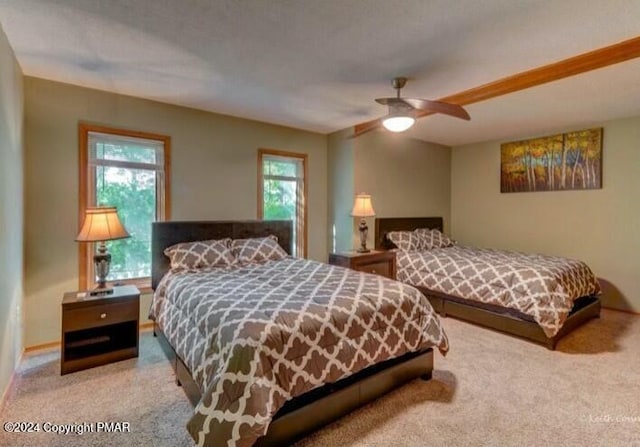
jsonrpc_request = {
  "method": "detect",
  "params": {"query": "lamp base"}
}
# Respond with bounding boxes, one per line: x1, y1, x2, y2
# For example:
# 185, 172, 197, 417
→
358, 218, 370, 253
92, 241, 113, 296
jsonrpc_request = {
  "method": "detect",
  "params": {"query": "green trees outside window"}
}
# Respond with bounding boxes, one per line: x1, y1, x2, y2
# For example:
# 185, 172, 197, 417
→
260, 151, 306, 257
97, 166, 156, 279
91, 138, 166, 281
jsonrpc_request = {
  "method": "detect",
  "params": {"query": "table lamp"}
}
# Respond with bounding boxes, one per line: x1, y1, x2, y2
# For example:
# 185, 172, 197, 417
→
76, 206, 130, 296
351, 193, 376, 253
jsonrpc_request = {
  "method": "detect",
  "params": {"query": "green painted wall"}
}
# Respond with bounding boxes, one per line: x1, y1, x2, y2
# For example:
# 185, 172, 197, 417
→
0, 24, 24, 401
24, 77, 327, 346
452, 116, 640, 312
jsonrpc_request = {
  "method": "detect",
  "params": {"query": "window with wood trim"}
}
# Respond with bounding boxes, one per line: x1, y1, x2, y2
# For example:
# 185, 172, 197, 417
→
79, 124, 170, 291
258, 149, 307, 258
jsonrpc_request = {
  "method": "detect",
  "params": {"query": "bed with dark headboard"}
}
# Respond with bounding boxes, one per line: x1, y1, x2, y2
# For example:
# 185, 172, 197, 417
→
150, 220, 442, 447
375, 216, 443, 251
374, 217, 601, 350
151, 220, 293, 290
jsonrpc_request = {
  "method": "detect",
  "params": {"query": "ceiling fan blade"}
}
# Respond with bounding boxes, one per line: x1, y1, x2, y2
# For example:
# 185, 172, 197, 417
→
351, 118, 382, 138
375, 97, 394, 106
402, 98, 470, 120
354, 77, 472, 132
375, 97, 410, 107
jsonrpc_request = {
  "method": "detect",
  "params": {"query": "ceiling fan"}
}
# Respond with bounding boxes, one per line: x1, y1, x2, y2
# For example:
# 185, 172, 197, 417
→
353, 77, 471, 137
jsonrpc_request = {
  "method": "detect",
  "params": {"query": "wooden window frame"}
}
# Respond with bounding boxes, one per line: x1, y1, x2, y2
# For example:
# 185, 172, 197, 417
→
257, 148, 308, 258
79, 123, 171, 293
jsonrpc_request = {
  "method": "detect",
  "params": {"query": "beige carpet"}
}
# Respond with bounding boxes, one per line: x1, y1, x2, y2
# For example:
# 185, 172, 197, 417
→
1, 310, 639, 447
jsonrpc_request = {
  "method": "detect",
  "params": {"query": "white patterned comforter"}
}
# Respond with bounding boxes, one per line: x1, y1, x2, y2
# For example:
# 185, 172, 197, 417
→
150, 257, 448, 447
396, 246, 600, 338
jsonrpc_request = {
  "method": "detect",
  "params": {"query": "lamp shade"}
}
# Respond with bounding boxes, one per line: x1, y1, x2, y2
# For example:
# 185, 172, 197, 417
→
76, 207, 130, 242
351, 194, 376, 217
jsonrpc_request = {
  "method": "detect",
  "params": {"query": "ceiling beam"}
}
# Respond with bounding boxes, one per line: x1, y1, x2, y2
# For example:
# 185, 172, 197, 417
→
352, 119, 381, 138
353, 35, 640, 136
424, 35, 640, 115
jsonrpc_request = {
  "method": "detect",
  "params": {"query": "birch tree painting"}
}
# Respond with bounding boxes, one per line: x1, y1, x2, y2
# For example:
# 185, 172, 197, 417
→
500, 128, 602, 193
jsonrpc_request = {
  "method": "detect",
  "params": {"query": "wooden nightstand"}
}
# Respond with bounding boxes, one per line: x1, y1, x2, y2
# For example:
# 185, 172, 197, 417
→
328, 250, 396, 280
61, 285, 140, 375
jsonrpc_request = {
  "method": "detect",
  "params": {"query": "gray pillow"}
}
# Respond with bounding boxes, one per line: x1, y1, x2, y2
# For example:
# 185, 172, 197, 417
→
164, 238, 236, 271
232, 235, 288, 264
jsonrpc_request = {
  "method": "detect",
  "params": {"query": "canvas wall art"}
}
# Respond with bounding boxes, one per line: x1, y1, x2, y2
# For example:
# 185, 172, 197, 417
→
500, 128, 603, 193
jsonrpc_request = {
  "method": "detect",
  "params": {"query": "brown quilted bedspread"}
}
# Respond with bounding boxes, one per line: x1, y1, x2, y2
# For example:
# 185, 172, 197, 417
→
150, 257, 448, 447
396, 246, 600, 337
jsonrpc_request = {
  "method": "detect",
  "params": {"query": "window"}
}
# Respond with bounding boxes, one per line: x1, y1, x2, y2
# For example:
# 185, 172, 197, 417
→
79, 124, 170, 291
258, 149, 307, 258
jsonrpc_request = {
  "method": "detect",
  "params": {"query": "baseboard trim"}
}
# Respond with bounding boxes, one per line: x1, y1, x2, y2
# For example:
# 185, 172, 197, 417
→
24, 341, 59, 353
0, 372, 16, 413
0, 352, 23, 414
602, 305, 640, 316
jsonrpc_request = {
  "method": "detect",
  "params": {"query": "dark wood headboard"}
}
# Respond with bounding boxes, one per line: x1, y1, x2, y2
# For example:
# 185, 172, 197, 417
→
374, 217, 444, 250
151, 220, 292, 290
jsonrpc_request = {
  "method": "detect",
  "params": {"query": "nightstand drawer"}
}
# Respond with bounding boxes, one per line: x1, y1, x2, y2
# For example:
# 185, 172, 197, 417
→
358, 261, 391, 278
329, 250, 396, 280
64, 301, 138, 332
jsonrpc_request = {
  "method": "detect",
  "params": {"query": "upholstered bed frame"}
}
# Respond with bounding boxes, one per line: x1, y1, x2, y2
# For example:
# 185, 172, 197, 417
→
374, 217, 601, 350
151, 220, 434, 447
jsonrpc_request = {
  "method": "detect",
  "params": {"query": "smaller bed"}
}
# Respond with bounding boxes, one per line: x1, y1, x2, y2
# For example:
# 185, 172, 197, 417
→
375, 217, 601, 350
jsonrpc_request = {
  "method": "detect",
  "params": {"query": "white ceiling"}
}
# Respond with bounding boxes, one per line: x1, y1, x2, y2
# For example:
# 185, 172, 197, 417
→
1, 0, 640, 146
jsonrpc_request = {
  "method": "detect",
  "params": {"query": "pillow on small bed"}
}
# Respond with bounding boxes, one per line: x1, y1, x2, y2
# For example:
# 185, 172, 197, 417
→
164, 238, 236, 271
386, 231, 422, 251
414, 228, 455, 249
232, 235, 288, 264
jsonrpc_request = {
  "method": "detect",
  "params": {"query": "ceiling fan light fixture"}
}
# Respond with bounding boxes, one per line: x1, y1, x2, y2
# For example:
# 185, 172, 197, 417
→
355, 76, 471, 138
382, 114, 415, 132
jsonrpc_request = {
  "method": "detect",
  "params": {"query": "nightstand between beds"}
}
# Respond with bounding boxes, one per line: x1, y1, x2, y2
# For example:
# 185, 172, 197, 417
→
328, 250, 396, 280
